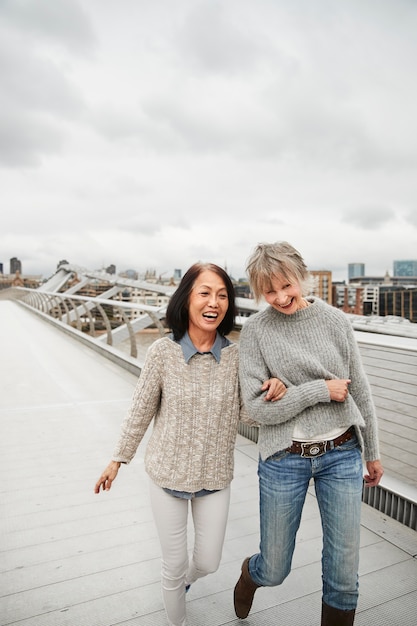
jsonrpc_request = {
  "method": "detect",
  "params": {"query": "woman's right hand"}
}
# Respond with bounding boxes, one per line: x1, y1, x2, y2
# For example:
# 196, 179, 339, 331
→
94, 460, 121, 493
326, 379, 351, 402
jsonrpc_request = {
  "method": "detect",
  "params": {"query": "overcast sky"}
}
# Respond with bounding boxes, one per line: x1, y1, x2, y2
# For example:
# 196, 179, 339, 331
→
1, 0, 416, 282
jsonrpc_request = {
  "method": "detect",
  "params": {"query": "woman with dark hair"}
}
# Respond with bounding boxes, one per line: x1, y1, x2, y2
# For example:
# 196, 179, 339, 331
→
95, 262, 268, 626
166, 262, 236, 340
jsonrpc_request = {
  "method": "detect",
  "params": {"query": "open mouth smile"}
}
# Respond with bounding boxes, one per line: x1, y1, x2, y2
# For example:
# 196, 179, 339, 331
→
278, 299, 294, 309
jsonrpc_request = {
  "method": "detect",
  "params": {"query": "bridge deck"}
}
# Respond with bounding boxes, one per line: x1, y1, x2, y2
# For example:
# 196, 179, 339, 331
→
1, 301, 416, 626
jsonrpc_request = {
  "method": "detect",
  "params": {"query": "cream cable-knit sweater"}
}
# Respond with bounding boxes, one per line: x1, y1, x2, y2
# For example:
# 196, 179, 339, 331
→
239, 297, 380, 462
112, 336, 249, 492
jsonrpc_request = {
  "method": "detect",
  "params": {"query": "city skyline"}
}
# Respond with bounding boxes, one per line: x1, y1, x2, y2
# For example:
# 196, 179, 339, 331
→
2, 253, 417, 284
1, 1, 416, 282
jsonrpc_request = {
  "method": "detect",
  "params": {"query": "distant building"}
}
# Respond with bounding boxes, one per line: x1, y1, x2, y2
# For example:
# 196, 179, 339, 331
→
145, 268, 156, 281
379, 285, 417, 322
234, 279, 251, 299
0, 272, 42, 290
0, 262, 3, 274
12, 270, 24, 287
115, 286, 170, 321
393, 260, 417, 277
173, 269, 182, 281
362, 286, 380, 316
310, 270, 332, 304
106, 264, 116, 275
333, 282, 364, 314
348, 263, 365, 281
355, 283, 417, 322
10, 257, 22, 274
122, 269, 139, 280
350, 275, 417, 287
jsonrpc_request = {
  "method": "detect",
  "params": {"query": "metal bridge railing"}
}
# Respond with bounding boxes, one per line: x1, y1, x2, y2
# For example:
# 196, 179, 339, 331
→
3, 286, 167, 359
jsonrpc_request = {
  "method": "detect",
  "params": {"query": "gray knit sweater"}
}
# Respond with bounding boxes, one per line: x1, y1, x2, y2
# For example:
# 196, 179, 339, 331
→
239, 297, 380, 462
112, 337, 249, 492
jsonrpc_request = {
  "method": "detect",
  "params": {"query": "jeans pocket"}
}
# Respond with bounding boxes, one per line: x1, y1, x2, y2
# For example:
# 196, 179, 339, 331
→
266, 449, 289, 463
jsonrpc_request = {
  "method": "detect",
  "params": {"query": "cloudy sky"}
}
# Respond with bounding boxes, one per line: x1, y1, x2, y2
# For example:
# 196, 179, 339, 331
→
1, 0, 416, 282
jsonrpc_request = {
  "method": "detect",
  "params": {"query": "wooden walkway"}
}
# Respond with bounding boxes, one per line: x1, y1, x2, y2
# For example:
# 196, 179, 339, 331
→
1, 301, 416, 626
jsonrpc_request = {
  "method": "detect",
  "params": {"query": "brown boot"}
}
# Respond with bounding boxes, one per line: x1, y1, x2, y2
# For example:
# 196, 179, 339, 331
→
233, 557, 261, 619
321, 601, 356, 625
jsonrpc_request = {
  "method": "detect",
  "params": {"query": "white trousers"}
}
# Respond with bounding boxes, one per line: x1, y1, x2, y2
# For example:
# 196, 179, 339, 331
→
149, 480, 231, 626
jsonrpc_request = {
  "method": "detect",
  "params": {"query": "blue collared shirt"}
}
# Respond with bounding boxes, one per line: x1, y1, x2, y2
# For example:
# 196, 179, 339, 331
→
163, 330, 232, 500
178, 330, 231, 364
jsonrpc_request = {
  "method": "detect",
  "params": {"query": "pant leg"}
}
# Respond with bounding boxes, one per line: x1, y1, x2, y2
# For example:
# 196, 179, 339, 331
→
313, 438, 363, 611
249, 451, 312, 587
186, 486, 231, 585
149, 480, 189, 626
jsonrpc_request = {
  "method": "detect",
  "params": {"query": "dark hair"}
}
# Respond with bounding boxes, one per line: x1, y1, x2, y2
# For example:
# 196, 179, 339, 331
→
166, 263, 236, 340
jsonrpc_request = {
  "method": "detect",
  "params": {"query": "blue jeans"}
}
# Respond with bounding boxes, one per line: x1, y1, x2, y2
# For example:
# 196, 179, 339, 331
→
249, 434, 363, 611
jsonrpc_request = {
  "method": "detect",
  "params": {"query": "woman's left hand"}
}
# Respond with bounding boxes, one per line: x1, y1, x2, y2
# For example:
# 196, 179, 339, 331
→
262, 377, 287, 402
364, 460, 384, 487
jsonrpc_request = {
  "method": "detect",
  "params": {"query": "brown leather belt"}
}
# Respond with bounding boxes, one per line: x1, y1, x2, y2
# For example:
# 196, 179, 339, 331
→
286, 427, 355, 458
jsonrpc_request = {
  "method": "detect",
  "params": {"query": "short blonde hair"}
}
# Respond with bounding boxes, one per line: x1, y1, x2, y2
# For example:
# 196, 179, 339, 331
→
246, 241, 314, 301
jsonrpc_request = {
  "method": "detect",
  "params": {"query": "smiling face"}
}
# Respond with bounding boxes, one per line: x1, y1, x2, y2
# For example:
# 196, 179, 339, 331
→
187, 270, 229, 337
263, 273, 308, 315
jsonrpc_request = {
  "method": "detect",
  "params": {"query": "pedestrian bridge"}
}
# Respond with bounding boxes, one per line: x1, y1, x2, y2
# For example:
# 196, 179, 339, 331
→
1, 273, 416, 625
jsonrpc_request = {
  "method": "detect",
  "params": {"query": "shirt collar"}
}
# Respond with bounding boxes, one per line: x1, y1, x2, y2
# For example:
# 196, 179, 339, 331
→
177, 331, 231, 363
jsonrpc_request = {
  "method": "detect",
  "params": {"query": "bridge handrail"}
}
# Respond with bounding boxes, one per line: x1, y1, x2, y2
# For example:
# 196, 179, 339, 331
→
7, 286, 167, 358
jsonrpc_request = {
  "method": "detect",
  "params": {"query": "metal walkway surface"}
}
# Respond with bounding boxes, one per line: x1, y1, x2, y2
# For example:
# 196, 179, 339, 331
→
1, 301, 416, 626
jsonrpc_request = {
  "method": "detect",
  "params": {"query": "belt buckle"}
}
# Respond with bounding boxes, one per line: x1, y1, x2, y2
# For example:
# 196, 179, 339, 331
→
300, 441, 327, 458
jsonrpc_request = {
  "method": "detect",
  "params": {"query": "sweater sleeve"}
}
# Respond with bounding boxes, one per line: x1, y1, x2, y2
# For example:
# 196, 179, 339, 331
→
239, 318, 330, 426
238, 383, 259, 426
112, 340, 163, 463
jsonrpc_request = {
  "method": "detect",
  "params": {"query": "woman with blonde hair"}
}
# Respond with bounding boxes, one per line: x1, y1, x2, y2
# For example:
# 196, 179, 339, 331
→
234, 241, 383, 626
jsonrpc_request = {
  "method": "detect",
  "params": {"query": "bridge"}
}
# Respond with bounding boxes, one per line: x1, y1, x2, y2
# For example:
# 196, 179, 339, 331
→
1, 264, 416, 625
